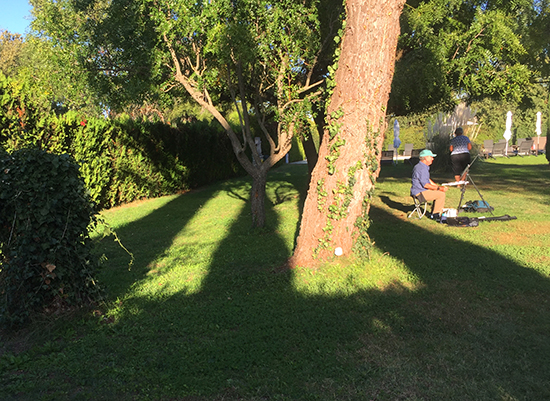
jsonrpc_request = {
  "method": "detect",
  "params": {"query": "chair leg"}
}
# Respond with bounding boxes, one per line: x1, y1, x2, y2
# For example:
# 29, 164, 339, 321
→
408, 197, 427, 219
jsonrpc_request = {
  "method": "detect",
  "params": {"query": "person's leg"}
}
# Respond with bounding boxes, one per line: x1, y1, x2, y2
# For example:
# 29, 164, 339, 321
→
459, 153, 471, 181
451, 154, 461, 182
418, 190, 446, 214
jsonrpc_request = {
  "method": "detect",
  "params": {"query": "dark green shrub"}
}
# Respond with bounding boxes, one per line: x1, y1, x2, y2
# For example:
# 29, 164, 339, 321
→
92, 117, 189, 208
0, 149, 102, 327
430, 135, 452, 174
154, 120, 245, 188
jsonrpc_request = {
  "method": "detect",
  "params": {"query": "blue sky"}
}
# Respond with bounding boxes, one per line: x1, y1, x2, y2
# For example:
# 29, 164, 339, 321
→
0, 0, 33, 35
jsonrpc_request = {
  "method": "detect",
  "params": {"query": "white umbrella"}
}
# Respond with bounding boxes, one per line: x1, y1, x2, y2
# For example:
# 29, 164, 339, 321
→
393, 119, 401, 164
393, 119, 401, 148
503, 111, 512, 155
536, 111, 542, 154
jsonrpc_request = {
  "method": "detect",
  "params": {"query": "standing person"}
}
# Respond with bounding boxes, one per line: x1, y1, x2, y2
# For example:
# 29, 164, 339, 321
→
411, 149, 448, 220
449, 127, 472, 182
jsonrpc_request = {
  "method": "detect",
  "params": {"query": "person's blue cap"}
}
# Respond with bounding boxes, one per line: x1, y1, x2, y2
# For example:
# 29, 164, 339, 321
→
419, 149, 437, 157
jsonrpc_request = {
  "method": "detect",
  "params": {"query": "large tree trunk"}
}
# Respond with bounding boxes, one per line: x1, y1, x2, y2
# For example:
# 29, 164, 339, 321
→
290, 0, 405, 267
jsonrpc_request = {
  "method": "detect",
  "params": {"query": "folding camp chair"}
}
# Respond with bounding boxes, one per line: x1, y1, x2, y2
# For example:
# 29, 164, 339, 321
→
408, 195, 428, 219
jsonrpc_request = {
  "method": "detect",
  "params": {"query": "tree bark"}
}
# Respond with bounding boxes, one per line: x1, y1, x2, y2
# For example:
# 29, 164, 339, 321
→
250, 171, 267, 227
301, 134, 319, 177
290, 0, 405, 267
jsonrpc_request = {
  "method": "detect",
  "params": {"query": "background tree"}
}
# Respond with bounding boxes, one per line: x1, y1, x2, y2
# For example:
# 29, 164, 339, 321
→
30, 0, 327, 227
0, 31, 27, 78
525, 0, 550, 164
389, 0, 537, 116
290, 0, 406, 267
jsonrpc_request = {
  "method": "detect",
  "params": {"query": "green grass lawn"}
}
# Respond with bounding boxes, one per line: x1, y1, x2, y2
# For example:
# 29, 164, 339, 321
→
1, 155, 550, 400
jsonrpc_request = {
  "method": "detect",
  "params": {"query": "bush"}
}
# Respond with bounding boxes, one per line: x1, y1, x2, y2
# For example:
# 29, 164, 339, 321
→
1, 108, 245, 209
0, 149, 102, 327
429, 135, 452, 173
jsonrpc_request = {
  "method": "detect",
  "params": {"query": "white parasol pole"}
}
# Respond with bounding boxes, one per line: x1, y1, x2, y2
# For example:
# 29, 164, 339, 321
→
536, 111, 542, 155
393, 119, 401, 165
503, 111, 512, 156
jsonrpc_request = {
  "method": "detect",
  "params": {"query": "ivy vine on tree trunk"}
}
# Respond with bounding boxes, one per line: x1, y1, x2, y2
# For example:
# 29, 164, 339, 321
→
290, 0, 406, 268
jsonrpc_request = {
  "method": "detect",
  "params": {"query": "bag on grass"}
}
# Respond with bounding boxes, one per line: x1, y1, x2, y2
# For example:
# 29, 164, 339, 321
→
462, 200, 494, 213
444, 216, 479, 227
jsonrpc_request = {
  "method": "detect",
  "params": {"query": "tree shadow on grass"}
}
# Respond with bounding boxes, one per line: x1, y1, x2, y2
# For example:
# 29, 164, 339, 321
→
463, 160, 550, 201
97, 164, 309, 301
86, 177, 550, 400
378, 194, 412, 214
96, 182, 227, 300
6, 166, 550, 400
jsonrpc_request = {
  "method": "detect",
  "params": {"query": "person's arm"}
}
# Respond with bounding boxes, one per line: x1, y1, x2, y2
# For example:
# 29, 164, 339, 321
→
467, 142, 472, 151
425, 179, 448, 192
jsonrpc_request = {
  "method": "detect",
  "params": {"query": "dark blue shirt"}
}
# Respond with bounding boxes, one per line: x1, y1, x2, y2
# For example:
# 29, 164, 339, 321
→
411, 161, 430, 196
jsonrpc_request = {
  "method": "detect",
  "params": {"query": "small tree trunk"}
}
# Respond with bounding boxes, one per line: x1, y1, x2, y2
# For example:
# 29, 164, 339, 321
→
301, 135, 319, 176
290, 0, 405, 268
250, 172, 267, 228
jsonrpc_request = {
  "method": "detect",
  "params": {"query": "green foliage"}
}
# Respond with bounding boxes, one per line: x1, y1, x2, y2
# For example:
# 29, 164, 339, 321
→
150, 120, 245, 189
390, 0, 540, 115
0, 149, 102, 327
285, 134, 307, 163
0, 31, 26, 78
29, 0, 332, 228
429, 134, 452, 172
29, 0, 165, 112
0, 72, 51, 146
0, 73, 244, 208
352, 196, 373, 259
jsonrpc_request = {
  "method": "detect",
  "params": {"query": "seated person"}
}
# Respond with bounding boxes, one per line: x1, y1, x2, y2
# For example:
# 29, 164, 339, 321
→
411, 149, 448, 220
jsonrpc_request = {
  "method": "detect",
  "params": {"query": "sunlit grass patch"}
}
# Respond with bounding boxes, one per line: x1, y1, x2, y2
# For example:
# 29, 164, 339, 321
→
292, 249, 424, 296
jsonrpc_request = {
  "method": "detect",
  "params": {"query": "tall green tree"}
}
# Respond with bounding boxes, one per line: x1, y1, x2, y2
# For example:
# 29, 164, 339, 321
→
389, 0, 537, 115
31, 0, 327, 227
525, 0, 550, 163
290, 0, 406, 267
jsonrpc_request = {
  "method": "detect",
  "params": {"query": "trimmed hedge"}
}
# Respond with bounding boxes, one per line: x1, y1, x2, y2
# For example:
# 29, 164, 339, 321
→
0, 72, 245, 208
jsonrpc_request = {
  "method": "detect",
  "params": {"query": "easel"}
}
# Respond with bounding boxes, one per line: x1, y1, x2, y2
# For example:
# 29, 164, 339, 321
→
456, 155, 494, 216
